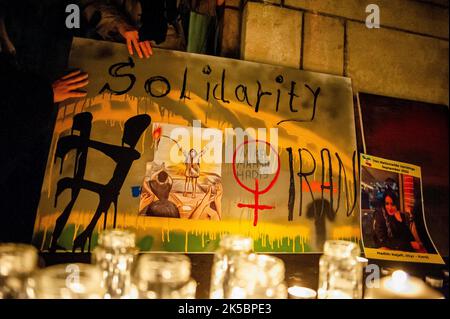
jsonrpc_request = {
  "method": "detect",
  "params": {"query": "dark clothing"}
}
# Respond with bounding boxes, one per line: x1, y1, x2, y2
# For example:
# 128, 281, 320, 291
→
1, 0, 74, 81
0, 54, 55, 243
82, 0, 177, 44
0, 0, 70, 243
149, 180, 172, 201
183, 0, 218, 17
373, 209, 415, 252
180, 0, 224, 55
140, 0, 177, 44
0, 0, 136, 244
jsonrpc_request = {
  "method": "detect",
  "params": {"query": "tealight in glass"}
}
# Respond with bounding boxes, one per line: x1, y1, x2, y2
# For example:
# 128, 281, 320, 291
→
92, 229, 138, 298
0, 243, 38, 299
209, 234, 253, 299
317, 240, 363, 299
133, 254, 197, 299
224, 253, 287, 299
365, 270, 444, 299
28, 263, 105, 299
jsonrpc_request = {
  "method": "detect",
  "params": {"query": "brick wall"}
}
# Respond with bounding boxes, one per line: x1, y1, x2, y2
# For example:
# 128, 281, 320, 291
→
220, 0, 449, 255
221, 0, 449, 106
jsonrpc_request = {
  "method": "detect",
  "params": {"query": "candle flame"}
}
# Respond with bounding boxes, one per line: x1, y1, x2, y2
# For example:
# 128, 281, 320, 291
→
288, 286, 317, 299
392, 270, 408, 286
386, 270, 411, 293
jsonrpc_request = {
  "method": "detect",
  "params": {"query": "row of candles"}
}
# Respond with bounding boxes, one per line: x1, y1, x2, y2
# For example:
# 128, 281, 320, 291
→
0, 230, 446, 299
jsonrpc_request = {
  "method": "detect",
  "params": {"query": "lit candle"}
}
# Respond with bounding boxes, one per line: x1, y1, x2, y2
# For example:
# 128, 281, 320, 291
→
386, 270, 410, 292
365, 270, 444, 299
357, 256, 369, 267
288, 286, 317, 299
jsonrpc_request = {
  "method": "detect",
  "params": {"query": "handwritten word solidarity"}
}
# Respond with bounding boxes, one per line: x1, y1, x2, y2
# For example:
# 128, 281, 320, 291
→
99, 58, 321, 123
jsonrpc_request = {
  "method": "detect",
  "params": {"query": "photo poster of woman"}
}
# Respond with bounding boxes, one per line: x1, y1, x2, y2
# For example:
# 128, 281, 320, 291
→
360, 154, 444, 264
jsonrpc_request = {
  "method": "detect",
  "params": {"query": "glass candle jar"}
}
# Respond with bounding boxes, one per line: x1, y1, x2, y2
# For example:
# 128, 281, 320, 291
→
225, 253, 287, 299
287, 286, 317, 299
133, 254, 197, 299
0, 243, 38, 299
210, 234, 253, 299
28, 263, 105, 299
287, 272, 317, 299
92, 229, 138, 298
317, 240, 363, 299
365, 270, 444, 299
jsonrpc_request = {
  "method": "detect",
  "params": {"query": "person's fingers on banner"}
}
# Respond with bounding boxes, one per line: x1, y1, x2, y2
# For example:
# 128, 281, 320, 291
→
58, 71, 89, 87
143, 40, 153, 57
132, 37, 143, 59
65, 72, 89, 84
139, 41, 151, 58
121, 29, 143, 58
120, 26, 152, 59
52, 71, 89, 103
52, 86, 88, 103
126, 37, 133, 56
69, 78, 89, 90
60, 69, 82, 80
146, 41, 153, 56
69, 91, 89, 98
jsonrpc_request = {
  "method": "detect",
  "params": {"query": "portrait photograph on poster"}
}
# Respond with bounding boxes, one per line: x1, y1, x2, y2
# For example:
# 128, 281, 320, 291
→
360, 154, 444, 264
357, 93, 449, 257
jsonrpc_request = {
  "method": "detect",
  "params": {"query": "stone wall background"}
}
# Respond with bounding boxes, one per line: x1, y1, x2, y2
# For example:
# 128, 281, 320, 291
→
219, 0, 449, 256
221, 0, 448, 106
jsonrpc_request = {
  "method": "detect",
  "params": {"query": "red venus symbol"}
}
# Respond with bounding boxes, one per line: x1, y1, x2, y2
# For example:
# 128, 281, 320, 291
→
232, 140, 281, 226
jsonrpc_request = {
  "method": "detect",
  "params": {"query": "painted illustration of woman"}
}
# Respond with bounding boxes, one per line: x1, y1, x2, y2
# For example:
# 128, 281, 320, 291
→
155, 131, 209, 198
139, 162, 180, 218
182, 147, 208, 198
139, 162, 222, 221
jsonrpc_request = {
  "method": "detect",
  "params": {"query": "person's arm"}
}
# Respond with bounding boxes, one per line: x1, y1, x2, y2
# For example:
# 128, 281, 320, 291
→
0, 17, 16, 55
81, 0, 152, 58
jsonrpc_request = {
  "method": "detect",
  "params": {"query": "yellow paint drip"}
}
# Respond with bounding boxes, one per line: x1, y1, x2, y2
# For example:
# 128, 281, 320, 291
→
55, 92, 356, 175
38, 90, 359, 252
36, 211, 316, 252
332, 226, 360, 241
